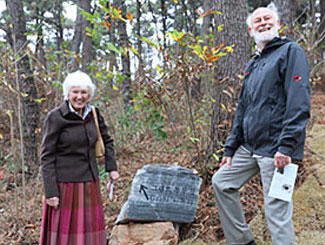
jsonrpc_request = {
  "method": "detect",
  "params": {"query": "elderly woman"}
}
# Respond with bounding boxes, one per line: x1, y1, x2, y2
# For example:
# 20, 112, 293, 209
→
39, 70, 119, 244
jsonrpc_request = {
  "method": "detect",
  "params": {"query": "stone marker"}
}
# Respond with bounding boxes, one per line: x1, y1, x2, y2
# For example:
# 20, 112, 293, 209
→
116, 164, 202, 224
109, 222, 178, 245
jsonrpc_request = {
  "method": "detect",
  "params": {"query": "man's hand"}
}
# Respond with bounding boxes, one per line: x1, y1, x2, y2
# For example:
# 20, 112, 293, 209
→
46, 196, 59, 209
220, 156, 232, 169
109, 170, 119, 184
274, 151, 291, 168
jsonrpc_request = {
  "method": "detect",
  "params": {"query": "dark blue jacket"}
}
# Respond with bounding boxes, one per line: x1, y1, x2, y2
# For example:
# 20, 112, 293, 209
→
224, 37, 310, 161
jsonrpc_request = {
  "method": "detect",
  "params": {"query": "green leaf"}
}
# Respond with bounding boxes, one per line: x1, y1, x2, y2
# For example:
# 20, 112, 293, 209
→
99, 0, 107, 6
8, 165, 15, 172
94, 12, 101, 19
85, 26, 92, 33
4, 154, 12, 160
192, 169, 199, 174
35, 98, 45, 103
20, 92, 28, 97
157, 129, 167, 140
141, 37, 158, 49
24, 32, 36, 36
143, 98, 150, 106
167, 30, 186, 42
135, 103, 143, 110
130, 45, 140, 56
212, 153, 220, 161
190, 137, 200, 143
79, 9, 95, 23
216, 52, 228, 57
107, 43, 122, 54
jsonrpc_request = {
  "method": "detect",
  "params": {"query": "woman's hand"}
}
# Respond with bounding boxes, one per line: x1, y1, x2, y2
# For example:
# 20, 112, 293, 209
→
109, 171, 119, 184
46, 196, 59, 209
107, 171, 119, 200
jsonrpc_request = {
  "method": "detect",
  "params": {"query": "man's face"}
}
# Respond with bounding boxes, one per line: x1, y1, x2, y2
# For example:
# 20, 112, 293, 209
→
248, 8, 280, 47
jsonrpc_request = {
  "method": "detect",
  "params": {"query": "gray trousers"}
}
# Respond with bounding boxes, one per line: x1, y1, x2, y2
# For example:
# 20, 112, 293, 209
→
212, 145, 294, 245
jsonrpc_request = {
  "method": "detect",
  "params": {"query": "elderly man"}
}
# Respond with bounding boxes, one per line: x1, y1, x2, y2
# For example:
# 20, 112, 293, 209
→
212, 6, 310, 245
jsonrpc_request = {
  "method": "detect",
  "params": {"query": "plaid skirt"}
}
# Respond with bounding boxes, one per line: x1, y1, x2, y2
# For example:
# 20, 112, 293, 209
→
39, 179, 106, 245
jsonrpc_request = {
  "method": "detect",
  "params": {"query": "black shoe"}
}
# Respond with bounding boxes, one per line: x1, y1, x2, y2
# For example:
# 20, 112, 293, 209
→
245, 241, 255, 245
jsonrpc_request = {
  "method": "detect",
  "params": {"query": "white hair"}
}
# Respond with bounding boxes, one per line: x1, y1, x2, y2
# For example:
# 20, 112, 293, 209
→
246, 3, 280, 28
62, 70, 96, 100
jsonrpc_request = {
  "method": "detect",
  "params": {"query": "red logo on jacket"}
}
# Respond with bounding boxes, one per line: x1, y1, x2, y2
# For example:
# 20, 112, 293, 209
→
294, 75, 301, 82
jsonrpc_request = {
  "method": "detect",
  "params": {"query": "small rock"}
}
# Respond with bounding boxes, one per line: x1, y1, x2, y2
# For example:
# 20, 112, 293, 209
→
109, 222, 178, 245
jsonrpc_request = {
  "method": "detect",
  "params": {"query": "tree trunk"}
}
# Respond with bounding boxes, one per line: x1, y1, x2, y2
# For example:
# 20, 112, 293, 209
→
147, 0, 161, 43
136, 0, 144, 76
6, 0, 39, 167
107, 9, 118, 88
201, 0, 213, 38
188, 0, 199, 34
173, 4, 183, 31
214, 0, 250, 86
117, 0, 132, 108
35, 7, 45, 66
180, 0, 191, 32
161, 0, 167, 51
2, 8, 14, 50
272, 0, 296, 39
211, 0, 250, 154
320, 0, 325, 61
80, 0, 95, 72
72, 0, 84, 71
54, 1, 64, 51
321, 0, 325, 35
190, 0, 215, 100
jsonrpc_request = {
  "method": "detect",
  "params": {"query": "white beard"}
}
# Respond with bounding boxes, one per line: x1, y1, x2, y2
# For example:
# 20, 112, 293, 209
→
252, 24, 279, 47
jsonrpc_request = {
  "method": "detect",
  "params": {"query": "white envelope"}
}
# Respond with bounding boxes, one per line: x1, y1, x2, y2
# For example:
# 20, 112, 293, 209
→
268, 163, 298, 202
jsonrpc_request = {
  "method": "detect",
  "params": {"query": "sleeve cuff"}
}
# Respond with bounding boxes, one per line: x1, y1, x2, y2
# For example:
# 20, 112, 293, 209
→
277, 145, 294, 157
223, 148, 235, 157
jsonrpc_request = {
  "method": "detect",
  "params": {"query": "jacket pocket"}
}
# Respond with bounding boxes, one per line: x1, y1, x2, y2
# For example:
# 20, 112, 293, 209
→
249, 107, 271, 149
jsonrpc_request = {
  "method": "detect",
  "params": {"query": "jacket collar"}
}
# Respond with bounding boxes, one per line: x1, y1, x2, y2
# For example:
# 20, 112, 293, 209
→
262, 36, 291, 51
59, 101, 71, 117
251, 36, 292, 58
58, 101, 93, 121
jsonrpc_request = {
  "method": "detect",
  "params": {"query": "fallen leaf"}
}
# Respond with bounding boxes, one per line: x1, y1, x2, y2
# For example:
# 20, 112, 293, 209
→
0, 169, 5, 179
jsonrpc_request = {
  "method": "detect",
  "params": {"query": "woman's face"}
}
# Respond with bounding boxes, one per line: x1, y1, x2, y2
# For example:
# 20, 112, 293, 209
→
68, 86, 90, 114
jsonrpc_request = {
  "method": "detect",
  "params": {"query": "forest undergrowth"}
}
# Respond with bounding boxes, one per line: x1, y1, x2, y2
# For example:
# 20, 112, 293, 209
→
0, 85, 324, 244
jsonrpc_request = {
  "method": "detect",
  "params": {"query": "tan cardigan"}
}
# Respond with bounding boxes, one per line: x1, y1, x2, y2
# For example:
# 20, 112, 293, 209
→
40, 101, 117, 198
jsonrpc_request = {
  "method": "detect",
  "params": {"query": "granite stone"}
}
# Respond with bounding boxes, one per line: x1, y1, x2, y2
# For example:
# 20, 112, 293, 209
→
116, 164, 202, 224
